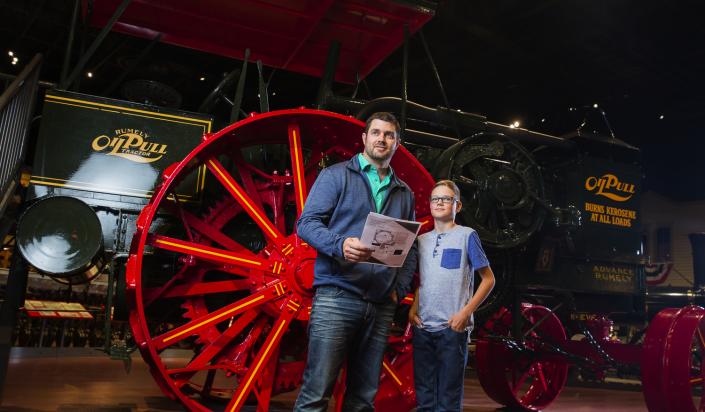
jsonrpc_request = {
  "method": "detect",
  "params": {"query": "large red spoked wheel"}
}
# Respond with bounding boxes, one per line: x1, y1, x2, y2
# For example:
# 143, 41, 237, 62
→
642, 305, 705, 412
476, 304, 569, 411
126, 109, 433, 411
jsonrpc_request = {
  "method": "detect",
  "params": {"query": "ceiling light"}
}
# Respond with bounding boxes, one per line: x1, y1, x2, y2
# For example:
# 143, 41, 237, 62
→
8, 51, 14, 57
86, 72, 93, 78
593, 103, 598, 108
659, 115, 664, 120
199, 77, 205, 81
512, 121, 520, 128
11, 60, 17, 65
541, 118, 546, 123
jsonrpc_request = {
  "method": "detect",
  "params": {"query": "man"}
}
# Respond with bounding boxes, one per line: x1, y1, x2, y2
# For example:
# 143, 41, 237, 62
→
293, 112, 417, 411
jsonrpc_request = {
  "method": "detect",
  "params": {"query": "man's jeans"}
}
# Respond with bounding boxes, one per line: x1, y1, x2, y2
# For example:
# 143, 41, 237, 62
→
293, 285, 396, 412
412, 326, 468, 412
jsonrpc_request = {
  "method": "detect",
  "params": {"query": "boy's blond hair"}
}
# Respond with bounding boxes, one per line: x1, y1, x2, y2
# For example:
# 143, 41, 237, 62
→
433, 179, 461, 199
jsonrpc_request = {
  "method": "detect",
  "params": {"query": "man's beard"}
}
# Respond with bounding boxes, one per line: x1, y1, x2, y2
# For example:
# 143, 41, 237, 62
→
365, 145, 393, 162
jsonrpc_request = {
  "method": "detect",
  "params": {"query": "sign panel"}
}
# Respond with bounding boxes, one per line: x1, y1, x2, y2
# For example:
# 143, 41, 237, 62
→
577, 159, 641, 231
559, 157, 643, 262
30, 91, 213, 200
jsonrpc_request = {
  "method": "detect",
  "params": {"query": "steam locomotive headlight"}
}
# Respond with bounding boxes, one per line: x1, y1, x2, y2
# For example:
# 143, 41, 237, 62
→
16, 196, 104, 284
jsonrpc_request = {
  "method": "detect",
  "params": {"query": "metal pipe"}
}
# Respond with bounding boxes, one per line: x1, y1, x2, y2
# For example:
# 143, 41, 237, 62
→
257, 60, 269, 113
316, 41, 340, 109
418, 30, 451, 115
322, 95, 572, 147
231, 48, 250, 123
401, 24, 409, 138
403, 128, 458, 148
60, 0, 81, 86
60, 0, 132, 90
486, 121, 572, 147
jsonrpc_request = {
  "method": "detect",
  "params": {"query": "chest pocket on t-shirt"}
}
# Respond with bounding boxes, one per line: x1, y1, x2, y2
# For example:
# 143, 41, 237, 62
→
440, 248, 462, 269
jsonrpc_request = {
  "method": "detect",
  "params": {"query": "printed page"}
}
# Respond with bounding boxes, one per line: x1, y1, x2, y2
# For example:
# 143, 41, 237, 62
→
359, 212, 422, 267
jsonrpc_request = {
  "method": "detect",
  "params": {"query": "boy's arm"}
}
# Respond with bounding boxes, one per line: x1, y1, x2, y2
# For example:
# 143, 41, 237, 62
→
448, 266, 495, 332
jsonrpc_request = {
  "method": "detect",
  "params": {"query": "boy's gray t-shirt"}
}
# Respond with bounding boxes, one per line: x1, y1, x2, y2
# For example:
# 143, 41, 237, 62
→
417, 225, 489, 333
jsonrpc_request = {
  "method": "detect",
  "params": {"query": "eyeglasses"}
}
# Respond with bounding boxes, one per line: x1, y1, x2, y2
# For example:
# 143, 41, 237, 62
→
429, 196, 456, 205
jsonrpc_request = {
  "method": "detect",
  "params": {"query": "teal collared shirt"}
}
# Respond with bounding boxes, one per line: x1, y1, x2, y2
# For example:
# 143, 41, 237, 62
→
358, 153, 392, 212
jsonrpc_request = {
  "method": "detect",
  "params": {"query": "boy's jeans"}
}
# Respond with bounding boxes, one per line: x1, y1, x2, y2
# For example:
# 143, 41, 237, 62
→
412, 326, 468, 412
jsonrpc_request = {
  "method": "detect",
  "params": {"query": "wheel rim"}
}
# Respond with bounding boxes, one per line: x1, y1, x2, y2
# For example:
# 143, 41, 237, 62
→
126, 109, 434, 411
477, 304, 568, 411
642, 307, 681, 412
664, 306, 705, 412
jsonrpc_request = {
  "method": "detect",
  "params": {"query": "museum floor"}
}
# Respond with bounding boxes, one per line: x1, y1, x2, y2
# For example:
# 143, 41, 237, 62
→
0, 348, 649, 411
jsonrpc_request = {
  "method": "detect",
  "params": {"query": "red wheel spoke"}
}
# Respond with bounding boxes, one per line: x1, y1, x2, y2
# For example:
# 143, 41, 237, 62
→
150, 234, 268, 270
511, 363, 533, 393
206, 157, 286, 247
260, 184, 287, 234
144, 273, 251, 305
381, 359, 405, 390
179, 208, 255, 254
231, 150, 266, 211
142, 264, 190, 307
697, 326, 705, 350
152, 282, 287, 350
186, 310, 260, 371
159, 279, 252, 299
535, 363, 549, 391
288, 124, 307, 217
253, 346, 280, 412
225, 298, 302, 412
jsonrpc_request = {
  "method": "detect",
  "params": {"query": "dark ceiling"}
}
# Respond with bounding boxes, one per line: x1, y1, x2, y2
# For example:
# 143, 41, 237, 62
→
2, 0, 704, 199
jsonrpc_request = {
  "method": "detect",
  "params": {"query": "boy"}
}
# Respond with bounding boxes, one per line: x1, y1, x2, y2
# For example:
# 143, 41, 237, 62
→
409, 179, 495, 412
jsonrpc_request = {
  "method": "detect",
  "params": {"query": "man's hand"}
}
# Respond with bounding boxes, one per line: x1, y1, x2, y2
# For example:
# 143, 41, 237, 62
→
448, 309, 470, 332
343, 237, 373, 262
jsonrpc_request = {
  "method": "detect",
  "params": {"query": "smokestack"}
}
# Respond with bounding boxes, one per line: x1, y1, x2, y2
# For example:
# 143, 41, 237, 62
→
688, 233, 705, 290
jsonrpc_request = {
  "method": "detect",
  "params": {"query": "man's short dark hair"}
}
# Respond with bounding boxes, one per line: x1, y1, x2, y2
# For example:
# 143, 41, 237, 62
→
364, 112, 400, 138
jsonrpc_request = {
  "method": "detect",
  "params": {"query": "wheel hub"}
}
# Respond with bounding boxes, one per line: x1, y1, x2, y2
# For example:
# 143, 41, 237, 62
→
290, 248, 316, 297
489, 171, 524, 205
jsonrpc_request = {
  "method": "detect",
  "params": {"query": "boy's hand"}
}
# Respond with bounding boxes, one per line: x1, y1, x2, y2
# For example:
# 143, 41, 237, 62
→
343, 237, 373, 262
408, 308, 422, 327
448, 309, 470, 332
